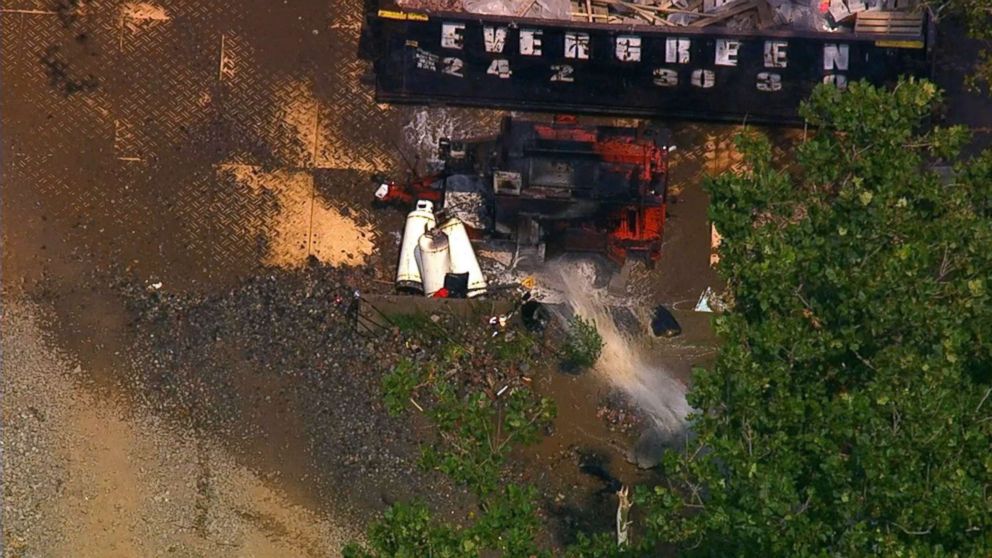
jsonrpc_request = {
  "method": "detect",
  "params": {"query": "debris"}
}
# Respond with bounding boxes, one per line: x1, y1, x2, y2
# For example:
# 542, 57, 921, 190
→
695, 287, 716, 313
462, 0, 571, 19
401, 0, 921, 32
443, 272, 470, 298
616, 486, 632, 547
710, 223, 722, 267
521, 298, 550, 332
379, 117, 670, 267
650, 305, 681, 337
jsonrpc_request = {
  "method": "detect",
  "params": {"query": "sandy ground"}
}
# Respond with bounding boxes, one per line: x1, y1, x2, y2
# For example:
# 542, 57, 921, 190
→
2, 300, 361, 557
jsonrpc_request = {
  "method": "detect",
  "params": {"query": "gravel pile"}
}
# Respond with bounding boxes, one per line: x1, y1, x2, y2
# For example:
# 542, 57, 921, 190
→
116, 259, 465, 523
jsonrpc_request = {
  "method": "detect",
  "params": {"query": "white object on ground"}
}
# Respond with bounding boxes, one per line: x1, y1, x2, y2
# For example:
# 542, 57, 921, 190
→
439, 216, 487, 297
396, 200, 436, 291
695, 287, 715, 312
416, 229, 451, 297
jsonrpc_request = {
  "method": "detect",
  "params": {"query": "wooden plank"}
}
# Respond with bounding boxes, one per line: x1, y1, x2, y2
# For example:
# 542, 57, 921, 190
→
854, 9, 923, 34
590, 0, 679, 23
591, 0, 706, 15
755, 0, 773, 28
516, 0, 538, 16
689, 0, 757, 26
857, 11, 924, 20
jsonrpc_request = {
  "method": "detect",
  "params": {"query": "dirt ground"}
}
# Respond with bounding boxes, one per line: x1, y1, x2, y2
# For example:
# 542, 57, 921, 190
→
2, 0, 988, 555
3, 300, 362, 557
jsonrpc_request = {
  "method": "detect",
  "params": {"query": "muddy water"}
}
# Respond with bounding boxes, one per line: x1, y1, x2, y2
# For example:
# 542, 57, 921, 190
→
553, 260, 692, 438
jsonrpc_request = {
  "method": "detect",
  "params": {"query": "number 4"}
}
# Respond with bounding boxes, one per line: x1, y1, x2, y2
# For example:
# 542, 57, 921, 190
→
486, 59, 512, 79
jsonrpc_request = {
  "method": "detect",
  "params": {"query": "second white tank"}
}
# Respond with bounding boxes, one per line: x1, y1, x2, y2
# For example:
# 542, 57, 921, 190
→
439, 215, 487, 297
415, 229, 450, 297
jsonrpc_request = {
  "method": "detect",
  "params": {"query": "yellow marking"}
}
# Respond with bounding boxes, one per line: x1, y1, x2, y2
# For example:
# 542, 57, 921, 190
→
378, 9, 407, 19
521, 276, 536, 290
875, 39, 924, 49
377, 9, 428, 21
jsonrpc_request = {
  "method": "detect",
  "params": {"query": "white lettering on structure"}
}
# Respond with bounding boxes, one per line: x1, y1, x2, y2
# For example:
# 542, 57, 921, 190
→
666, 37, 691, 64
565, 32, 590, 59
691, 69, 715, 88
714, 39, 740, 66
483, 26, 507, 53
823, 43, 850, 90
441, 23, 465, 49
653, 68, 679, 87
757, 72, 782, 91
520, 29, 543, 56
764, 41, 788, 68
615, 35, 642, 62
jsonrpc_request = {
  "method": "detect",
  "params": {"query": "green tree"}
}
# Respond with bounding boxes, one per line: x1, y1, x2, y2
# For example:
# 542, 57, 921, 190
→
626, 79, 992, 556
347, 316, 555, 557
926, 0, 992, 93
562, 315, 604, 370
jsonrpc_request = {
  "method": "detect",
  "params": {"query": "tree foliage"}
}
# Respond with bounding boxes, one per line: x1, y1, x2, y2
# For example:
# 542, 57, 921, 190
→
926, 0, 992, 93
630, 79, 992, 556
344, 485, 549, 558
347, 314, 556, 557
562, 315, 605, 370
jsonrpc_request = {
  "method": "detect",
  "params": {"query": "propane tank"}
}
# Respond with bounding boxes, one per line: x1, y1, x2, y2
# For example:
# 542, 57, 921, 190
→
396, 200, 436, 291
439, 215, 487, 297
415, 229, 450, 297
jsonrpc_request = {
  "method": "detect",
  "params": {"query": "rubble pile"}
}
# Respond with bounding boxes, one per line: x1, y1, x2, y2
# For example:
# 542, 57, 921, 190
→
379, 302, 555, 398
117, 260, 463, 518
596, 391, 644, 434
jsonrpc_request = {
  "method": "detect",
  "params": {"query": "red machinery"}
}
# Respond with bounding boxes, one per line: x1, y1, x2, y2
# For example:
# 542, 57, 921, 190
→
377, 116, 670, 265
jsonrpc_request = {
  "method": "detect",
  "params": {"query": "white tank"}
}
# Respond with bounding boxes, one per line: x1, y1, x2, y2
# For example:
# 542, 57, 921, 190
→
396, 200, 436, 291
439, 216, 487, 297
415, 229, 450, 297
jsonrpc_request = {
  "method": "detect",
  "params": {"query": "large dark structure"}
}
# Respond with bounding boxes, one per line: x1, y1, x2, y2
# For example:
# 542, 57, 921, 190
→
368, 3, 934, 123
378, 116, 671, 264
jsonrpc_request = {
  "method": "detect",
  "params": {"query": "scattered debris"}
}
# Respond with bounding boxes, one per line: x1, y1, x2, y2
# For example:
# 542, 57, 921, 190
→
596, 392, 643, 434
616, 486, 632, 547
650, 305, 681, 337
377, 116, 671, 268
396, 0, 923, 32
694, 286, 717, 313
